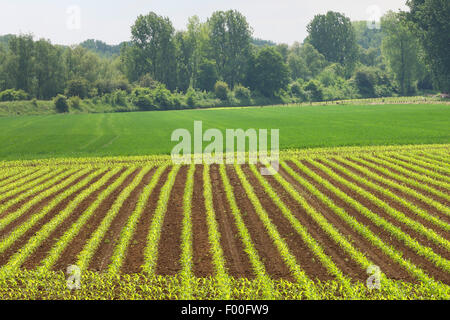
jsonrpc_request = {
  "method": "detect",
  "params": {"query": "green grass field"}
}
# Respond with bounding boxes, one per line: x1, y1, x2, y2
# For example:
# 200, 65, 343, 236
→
0, 103, 449, 160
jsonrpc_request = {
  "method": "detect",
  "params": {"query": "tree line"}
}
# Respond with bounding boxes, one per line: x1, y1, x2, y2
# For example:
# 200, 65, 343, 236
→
0, 0, 448, 112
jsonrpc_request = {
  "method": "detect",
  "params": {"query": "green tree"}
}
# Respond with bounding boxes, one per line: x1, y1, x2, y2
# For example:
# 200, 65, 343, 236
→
4, 34, 35, 94
208, 10, 252, 88
34, 39, 66, 99
251, 47, 290, 97
131, 12, 177, 90
196, 59, 219, 92
306, 11, 358, 74
406, 0, 450, 93
381, 11, 421, 95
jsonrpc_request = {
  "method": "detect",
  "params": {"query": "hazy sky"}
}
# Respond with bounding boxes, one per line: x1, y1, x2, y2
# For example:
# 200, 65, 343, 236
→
0, 0, 408, 45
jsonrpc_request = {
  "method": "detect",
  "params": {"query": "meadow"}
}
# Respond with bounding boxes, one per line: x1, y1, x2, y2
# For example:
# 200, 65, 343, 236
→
0, 103, 449, 161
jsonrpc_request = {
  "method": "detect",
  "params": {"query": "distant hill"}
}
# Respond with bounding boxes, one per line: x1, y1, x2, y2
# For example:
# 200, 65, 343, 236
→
252, 38, 277, 47
79, 39, 128, 57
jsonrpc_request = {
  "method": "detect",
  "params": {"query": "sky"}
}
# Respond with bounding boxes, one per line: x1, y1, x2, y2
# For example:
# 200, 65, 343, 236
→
0, 0, 409, 46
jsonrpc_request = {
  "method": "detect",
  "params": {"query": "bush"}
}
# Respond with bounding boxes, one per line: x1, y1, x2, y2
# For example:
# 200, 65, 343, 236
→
112, 90, 127, 107
66, 78, 89, 99
234, 85, 251, 101
289, 82, 307, 101
0, 89, 29, 101
214, 81, 229, 100
304, 80, 324, 102
68, 96, 81, 110
186, 88, 197, 108
133, 94, 157, 111
54, 94, 69, 113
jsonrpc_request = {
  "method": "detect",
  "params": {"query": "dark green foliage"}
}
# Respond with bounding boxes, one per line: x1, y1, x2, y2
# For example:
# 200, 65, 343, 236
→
406, 0, 450, 93
306, 11, 358, 73
214, 81, 229, 100
66, 78, 89, 98
234, 85, 251, 101
54, 94, 69, 113
250, 47, 290, 97
0, 89, 28, 101
304, 80, 324, 102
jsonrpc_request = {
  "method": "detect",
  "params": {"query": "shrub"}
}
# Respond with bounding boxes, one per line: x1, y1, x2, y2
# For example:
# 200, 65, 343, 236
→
54, 94, 69, 113
186, 88, 197, 108
133, 94, 157, 111
234, 85, 251, 101
289, 82, 307, 101
68, 96, 81, 110
66, 78, 89, 98
304, 80, 324, 102
0, 89, 29, 101
153, 84, 173, 109
214, 81, 229, 100
112, 90, 127, 107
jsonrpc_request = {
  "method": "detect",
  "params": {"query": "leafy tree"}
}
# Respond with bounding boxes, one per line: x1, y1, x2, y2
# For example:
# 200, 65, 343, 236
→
131, 12, 177, 90
4, 34, 35, 94
196, 59, 218, 92
34, 39, 66, 99
251, 47, 290, 97
306, 11, 358, 73
406, 0, 450, 93
381, 11, 421, 95
208, 10, 252, 88
299, 43, 328, 78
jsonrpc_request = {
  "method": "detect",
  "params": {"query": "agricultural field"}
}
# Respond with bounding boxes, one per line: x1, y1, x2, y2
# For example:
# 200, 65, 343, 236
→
0, 103, 449, 160
0, 144, 448, 300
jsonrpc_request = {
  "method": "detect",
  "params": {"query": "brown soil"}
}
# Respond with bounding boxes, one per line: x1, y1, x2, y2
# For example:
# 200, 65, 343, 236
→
121, 167, 171, 274
89, 168, 157, 272
51, 168, 140, 271
329, 158, 450, 227
316, 159, 450, 246
224, 165, 293, 281
0, 169, 79, 220
348, 157, 450, 208
22, 168, 125, 270
0, 169, 100, 267
209, 164, 254, 279
369, 156, 450, 192
155, 166, 188, 276
191, 165, 214, 277
247, 165, 366, 282
280, 162, 416, 282
285, 160, 449, 284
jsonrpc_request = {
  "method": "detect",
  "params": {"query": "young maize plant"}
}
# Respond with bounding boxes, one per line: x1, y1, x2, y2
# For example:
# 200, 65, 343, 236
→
0, 167, 80, 229
202, 165, 232, 299
332, 157, 450, 229
393, 154, 450, 176
0, 168, 93, 254
409, 154, 450, 172
0, 167, 47, 195
37, 166, 131, 271
377, 154, 450, 184
283, 160, 447, 297
0, 168, 24, 185
0, 168, 110, 275
108, 165, 167, 275
418, 152, 450, 164
233, 164, 320, 300
179, 164, 195, 300
303, 159, 450, 273
142, 165, 181, 275
219, 164, 277, 300
249, 164, 360, 299
353, 156, 450, 205
76, 166, 150, 272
